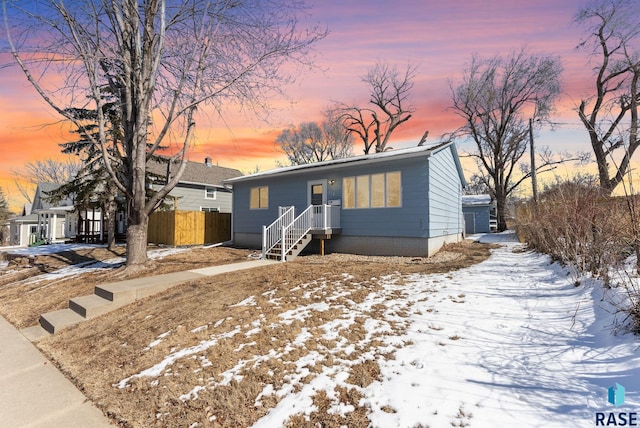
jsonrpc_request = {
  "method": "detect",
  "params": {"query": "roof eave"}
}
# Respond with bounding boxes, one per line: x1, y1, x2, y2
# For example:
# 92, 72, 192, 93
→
224, 144, 451, 185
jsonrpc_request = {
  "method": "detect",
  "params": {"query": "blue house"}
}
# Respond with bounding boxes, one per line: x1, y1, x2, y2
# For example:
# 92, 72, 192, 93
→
224, 142, 466, 260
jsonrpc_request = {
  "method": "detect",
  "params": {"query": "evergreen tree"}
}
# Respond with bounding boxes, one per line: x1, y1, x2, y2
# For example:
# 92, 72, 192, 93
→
47, 98, 123, 249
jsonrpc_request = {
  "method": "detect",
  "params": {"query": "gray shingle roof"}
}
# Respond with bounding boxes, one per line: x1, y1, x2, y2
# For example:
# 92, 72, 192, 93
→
34, 183, 74, 210
147, 157, 242, 186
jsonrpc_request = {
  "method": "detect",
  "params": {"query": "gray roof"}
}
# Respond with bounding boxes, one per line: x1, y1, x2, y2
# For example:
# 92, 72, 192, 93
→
462, 194, 493, 206
147, 157, 242, 186
10, 213, 38, 223
225, 142, 464, 184
33, 182, 74, 210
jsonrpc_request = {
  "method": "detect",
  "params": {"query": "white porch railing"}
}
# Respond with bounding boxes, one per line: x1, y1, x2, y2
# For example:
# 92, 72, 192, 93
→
262, 206, 295, 258
311, 204, 341, 229
262, 204, 341, 261
281, 205, 314, 261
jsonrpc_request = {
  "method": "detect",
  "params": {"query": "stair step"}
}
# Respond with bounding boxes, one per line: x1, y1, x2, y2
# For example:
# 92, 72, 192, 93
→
40, 309, 86, 334
69, 294, 123, 318
20, 325, 50, 341
95, 271, 203, 303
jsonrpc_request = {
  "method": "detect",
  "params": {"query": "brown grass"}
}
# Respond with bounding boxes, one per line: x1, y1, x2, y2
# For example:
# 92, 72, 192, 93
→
0, 246, 252, 328
12, 240, 495, 427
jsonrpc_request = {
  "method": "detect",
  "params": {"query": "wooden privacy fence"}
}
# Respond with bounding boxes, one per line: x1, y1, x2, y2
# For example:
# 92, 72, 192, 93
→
148, 210, 231, 246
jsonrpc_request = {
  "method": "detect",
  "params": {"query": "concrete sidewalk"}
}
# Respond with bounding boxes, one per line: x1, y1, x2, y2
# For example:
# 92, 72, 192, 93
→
0, 315, 113, 427
2, 258, 278, 426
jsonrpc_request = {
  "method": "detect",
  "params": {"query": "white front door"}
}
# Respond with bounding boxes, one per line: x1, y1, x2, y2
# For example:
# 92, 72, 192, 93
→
308, 180, 327, 206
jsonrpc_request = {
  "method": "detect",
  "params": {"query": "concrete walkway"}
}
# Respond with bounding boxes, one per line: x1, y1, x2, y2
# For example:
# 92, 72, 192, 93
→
0, 315, 113, 427
1, 258, 277, 427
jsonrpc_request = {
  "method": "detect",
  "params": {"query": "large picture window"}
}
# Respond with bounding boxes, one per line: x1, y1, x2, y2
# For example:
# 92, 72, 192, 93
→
250, 186, 269, 209
342, 171, 401, 209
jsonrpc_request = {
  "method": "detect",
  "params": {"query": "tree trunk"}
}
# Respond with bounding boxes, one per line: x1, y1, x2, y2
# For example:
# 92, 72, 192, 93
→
495, 187, 508, 232
126, 217, 148, 266
105, 199, 117, 251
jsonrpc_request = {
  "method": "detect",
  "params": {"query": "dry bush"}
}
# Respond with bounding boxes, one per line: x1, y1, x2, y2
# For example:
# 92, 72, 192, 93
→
517, 179, 633, 284
516, 177, 640, 332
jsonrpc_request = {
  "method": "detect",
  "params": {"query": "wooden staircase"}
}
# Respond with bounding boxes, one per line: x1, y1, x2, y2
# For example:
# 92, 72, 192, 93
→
264, 233, 312, 261
262, 204, 341, 262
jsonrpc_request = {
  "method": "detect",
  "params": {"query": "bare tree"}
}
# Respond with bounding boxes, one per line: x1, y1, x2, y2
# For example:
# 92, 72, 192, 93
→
276, 109, 353, 165
12, 157, 83, 203
575, 0, 640, 194
337, 61, 422, 154
3, 0, 326, 268
450, 49, 563, 231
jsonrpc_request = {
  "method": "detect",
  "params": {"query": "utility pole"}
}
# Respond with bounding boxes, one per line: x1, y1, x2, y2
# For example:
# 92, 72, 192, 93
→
529, 118, 538, 206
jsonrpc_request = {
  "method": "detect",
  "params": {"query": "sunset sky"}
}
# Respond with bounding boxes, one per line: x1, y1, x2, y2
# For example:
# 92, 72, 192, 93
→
0, 0, 598, 212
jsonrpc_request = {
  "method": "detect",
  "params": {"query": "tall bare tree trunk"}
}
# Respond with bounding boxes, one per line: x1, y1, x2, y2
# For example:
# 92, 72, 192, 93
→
495, 186, 508, 232
126, 218, 148, 266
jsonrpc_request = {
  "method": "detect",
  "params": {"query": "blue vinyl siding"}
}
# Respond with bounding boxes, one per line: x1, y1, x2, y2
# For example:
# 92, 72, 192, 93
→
231, 144, 464, 241
338, 158, 428, 238
428, 147, 463, 237
462, 205, 491, 234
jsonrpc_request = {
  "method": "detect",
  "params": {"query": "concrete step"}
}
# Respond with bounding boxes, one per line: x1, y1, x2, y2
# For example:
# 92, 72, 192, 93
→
69, 294, 122, 318
95, 271, 203, 303
40, 309, 86, 334
20, 324, 51, 341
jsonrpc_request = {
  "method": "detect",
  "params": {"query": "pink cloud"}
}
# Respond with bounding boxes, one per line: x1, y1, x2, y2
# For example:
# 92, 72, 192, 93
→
0, 0, 615, 209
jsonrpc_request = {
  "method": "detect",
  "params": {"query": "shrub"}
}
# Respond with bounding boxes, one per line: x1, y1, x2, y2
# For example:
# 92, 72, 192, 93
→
517, 179, 632, 285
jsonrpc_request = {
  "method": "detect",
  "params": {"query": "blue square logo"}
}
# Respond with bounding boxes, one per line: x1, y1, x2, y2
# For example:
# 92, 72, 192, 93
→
608, 383, 625, 408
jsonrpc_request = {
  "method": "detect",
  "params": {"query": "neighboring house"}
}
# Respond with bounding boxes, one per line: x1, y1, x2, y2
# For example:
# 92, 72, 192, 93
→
8, 158, 242, 247
225, 142, 466, 260
32, 183, 75, 243
9, 204, 35, 246
462, 194, 497, 234
147, 157, 242, 213
8, 183, 76, 245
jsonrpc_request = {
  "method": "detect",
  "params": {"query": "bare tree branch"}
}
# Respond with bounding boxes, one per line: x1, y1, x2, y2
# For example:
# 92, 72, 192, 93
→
3, 0, 327, 266
335, 60, 424, 154
450, 48, 563, 231
575, 0, 640, 193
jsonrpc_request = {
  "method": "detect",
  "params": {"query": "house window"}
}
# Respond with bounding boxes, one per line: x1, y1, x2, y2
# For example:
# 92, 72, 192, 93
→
250, 186, 269, 209
343, 177, 355, 209
343, 171, 401, 209
201, 207, 219, 212
386, 171, 401, 207
356, 175, 369, 208
205, 187, 216, 199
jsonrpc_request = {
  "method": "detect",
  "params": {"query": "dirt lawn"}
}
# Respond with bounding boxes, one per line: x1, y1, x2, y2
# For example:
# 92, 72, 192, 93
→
2, 241, 495, 427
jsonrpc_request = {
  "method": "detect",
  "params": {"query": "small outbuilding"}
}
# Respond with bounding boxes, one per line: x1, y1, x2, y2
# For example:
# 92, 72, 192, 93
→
224, 142, 466, 260
462, 194, 496, 235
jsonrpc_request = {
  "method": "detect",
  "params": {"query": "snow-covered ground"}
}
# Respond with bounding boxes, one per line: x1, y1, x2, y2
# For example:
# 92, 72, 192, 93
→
1, 244, 188, 283
117, 232, 640, 427
358, 233, 640, 427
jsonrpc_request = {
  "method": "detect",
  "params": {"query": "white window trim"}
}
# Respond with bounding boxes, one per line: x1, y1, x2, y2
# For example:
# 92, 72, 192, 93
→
343, 171, 402, 209
205, 187, 217, 200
